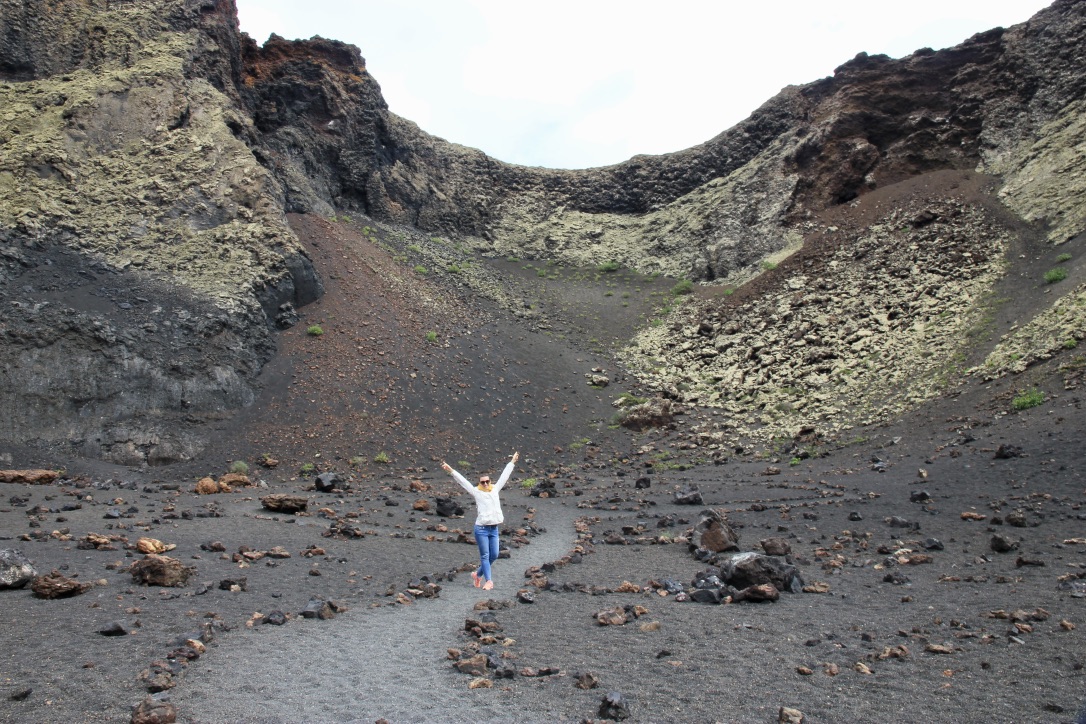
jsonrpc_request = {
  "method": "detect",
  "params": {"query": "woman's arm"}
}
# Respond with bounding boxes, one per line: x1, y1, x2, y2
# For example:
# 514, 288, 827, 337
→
442, 461, 475, 493
492, 451, 519, 492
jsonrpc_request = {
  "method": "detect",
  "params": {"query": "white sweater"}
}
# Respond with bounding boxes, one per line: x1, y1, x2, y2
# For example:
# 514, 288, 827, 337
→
449, 459, 516, 526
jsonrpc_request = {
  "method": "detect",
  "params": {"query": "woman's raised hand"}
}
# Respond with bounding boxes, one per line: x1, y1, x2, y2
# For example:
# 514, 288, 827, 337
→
511, 451, 519, 464
441, 461, 452, 473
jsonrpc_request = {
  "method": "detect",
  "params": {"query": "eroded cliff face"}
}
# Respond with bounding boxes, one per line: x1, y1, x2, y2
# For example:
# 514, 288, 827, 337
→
0, 0, 319, 464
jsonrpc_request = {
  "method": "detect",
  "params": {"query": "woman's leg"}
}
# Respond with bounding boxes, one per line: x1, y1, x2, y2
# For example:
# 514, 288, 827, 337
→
485, 526, 500, 578
474, 524, 492, 582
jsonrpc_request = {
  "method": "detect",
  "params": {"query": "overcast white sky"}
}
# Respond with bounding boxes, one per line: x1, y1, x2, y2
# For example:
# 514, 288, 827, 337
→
233, 1, 1052, 170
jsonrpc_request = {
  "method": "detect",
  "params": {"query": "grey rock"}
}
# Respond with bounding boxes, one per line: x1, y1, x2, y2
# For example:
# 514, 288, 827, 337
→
0, 549, 35, 590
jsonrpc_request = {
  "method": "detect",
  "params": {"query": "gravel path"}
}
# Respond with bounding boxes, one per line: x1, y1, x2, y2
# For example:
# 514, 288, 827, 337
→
172, 501, 582, 723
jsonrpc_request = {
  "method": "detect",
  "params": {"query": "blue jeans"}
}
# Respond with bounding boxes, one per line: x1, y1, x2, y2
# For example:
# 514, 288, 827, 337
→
474, 524, 500, 581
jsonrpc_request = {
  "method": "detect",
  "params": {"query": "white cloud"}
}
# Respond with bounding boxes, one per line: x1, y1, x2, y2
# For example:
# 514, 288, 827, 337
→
234, 0, 1054, 169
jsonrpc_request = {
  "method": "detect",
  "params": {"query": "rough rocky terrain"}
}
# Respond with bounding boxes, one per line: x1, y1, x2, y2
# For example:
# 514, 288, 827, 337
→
1, 0, 1085, 722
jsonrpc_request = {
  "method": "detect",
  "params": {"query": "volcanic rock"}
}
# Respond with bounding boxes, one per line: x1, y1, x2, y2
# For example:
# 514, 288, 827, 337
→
690, 509, 739, 553
734, 583, 781, 603
0, 470, 59, 485
314, 472, 343, 492
575, 671, 601, 690
599, 691, 631, 721
0, 549, 36, 589
456, 654, 489, 676
31, 570, 92, 599
435, 498, 465, 518
99, 621, 129, 636
301, 598, 335, 619
130, 555, 194, 587
760, 537, 791, 556
131, 694, 177, 724
719, 552, 804, 593
260, 494, 308, 514
990, 534, 1019, 553
673, 486, 704, 506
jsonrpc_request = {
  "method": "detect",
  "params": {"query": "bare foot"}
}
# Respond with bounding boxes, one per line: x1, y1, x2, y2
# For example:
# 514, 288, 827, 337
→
472, 571, 482, 588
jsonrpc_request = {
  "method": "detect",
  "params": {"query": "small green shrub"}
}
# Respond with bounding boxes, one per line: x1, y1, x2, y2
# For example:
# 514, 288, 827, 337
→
447, 264, 462, 274
1055, 253, 1072, 263
425, 330, 438, 343
598, 261, 621, 273
407, 244, 422, 253
671, 279, 694, 296
229, 460, 249, 475
1064, 338, 1079, 349
615, 392, 647, 407
520, 477, 538, 489
762, 261, 778, 271
457, 460, 471, 470
349, 456, 364, 466
1044, 267, 1068, 284
604, 291, 613, 297
414, 265, 428, 274
306, 325, 324, 336
507, 256, 520, 262
537, 269, 547, 277
789, 457, 802, 467
373, 452, 391, 464
299, 463, 316, 475
1012, 388, 1044, 411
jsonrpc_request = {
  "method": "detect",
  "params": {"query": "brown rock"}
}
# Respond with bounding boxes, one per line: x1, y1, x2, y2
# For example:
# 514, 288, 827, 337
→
595, 607, 628, 626
260, 456, 279, 468
31, 570, 92, 599
575, 671, 601, 689
691, 509, 740, 553
130, 555, 194, 587
614, 580, 641, 593
468, 677, 492, 689
260, 494, 308, 513
925, 643, 955, 655
456, 654, 489, 676
412, 499, 431, 512
0, 469, 59, 485
735, 583, 780, 602
218, 473, 250, 488
796, 666, 814, 676
131, 695, 178, 724
194, 477, 219, 495
761, 537, 791, 556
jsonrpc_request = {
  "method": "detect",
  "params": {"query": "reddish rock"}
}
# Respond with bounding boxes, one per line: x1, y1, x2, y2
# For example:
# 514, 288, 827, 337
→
0, 469, 59, 485
194, 477, 220, 495
31, 570, 92, 599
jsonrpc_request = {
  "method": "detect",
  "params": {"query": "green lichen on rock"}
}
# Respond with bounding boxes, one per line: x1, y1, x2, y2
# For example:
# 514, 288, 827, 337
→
990, 99, 1086, 245
621, 200, 1012, 442
487, 135, 803, 282
0, 4, 302, 314
976, 282, 1086, 379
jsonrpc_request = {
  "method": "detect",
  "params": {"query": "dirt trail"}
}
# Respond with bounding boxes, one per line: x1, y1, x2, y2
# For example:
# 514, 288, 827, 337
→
171, 500, 583, 723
